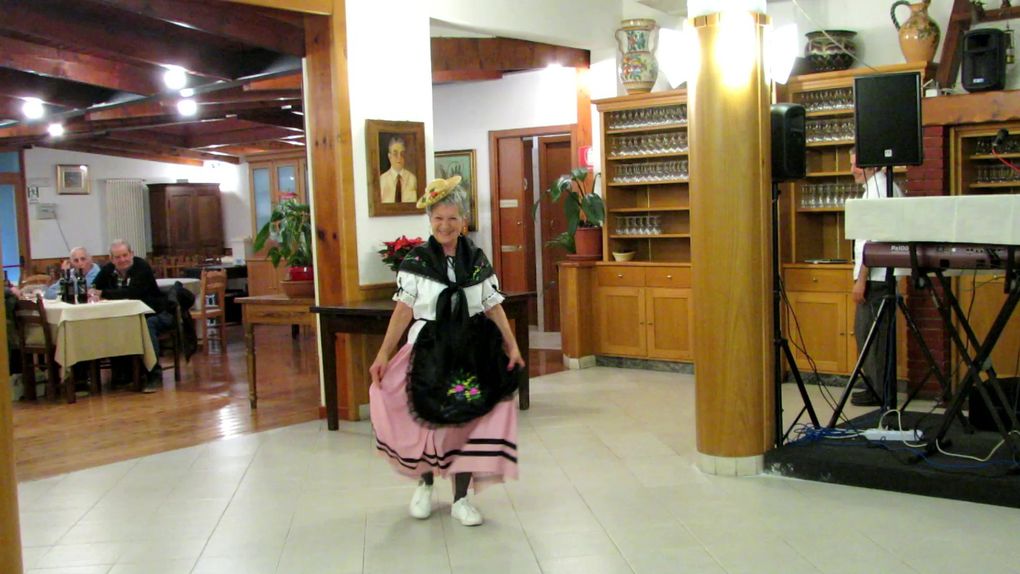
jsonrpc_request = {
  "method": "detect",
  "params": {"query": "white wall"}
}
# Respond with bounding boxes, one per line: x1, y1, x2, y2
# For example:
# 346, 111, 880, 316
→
24, 147, 247, 259
768, 0, 1020, 90
348, 0, 434, 286
432, 67, 579, 257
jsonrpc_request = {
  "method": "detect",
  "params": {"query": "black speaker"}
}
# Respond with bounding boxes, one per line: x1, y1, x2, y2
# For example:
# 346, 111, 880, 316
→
771, 103, 806, 182
854, 72, 923, 167
963, 28, 1007, 92
969, 377, 1020, 432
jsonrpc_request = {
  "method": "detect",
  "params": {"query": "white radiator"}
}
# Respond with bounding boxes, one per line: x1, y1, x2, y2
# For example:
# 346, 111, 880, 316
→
104, 179, 147, 254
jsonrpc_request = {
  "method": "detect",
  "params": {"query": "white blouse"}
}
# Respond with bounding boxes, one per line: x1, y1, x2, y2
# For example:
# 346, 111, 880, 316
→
393, 259, 504, 344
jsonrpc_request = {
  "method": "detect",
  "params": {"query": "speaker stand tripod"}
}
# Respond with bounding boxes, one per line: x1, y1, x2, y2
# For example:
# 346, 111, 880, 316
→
773, 181, 820, 445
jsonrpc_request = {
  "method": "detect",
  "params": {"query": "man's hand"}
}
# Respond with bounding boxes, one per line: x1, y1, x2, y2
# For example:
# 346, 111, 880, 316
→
852, 276, 867, 305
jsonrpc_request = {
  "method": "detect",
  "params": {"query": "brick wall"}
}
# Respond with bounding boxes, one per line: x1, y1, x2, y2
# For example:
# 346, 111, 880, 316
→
903, 125, 951, 397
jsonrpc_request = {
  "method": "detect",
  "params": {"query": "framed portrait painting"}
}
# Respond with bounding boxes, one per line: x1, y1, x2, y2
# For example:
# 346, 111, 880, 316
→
57, 164, 90, 195
434, 149, 478, 231
366, 119, 426, 217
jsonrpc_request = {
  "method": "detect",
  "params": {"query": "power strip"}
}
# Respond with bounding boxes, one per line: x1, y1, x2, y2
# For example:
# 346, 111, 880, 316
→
863, 428, 924, 442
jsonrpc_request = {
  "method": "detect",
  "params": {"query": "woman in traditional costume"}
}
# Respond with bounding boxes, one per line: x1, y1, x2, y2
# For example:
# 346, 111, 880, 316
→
369, 175, 525, 527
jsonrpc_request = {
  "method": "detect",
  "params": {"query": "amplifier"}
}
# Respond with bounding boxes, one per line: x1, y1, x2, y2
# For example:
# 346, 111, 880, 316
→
863, 243, 1020, 270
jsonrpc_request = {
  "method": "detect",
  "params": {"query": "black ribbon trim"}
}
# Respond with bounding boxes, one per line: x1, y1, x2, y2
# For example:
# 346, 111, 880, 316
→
375, 437, 518, 468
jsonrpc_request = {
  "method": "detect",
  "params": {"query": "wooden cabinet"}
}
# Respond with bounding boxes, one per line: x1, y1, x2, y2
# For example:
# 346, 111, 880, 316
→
594, 90, 691, 264
246, 151, 308, 296
594, 264, 694, 361
148, 183, 223, 257
951, 123, 1020, 379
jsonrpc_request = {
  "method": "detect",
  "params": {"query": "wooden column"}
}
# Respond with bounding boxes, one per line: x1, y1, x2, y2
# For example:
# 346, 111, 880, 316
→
558, 261, 596, 366
0, 234, 24, 573
689, 12, 774, 473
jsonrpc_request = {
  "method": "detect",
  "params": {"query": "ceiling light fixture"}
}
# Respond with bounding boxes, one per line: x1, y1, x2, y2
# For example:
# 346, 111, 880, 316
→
47, 123, 65, 137
177, 98, 198, 116
163, 66, 188, 90
22, 97, 45, 120
179, 88, 195, 98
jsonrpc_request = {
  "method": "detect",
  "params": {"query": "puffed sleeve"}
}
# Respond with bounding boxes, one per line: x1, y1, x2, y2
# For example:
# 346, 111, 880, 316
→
393, 271, 418, 307
480, 273, 505, 311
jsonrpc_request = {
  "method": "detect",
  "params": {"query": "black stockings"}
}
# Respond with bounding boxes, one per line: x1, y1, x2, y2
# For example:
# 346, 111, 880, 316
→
419, 472, 471, 501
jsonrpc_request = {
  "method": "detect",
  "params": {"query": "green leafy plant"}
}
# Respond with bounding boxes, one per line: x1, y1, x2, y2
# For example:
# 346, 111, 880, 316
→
533, 168, 605, 253
253, 196, 313, 268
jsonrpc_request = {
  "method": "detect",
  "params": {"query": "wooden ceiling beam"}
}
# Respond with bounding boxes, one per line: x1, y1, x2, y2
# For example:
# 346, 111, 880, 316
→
103, 129, 190, 149
430, 37, 590, 77
215, 140, 305, 155
186, 125, 301, 148
0, 68, 115, 109
936, 0, 974, 89
0, 35, 162, 95
0, 94, 70, 122
0, 0, 237, 80
89, 0, 305, 57
42, 142, 205, 166
432, 70, 504, 84
245, 73, 302, 91
235, 109, 305, 130
91, 136, 241, 164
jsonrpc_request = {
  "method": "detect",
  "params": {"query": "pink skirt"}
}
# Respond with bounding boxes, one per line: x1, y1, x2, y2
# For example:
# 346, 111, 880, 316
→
369, 342, 518, 492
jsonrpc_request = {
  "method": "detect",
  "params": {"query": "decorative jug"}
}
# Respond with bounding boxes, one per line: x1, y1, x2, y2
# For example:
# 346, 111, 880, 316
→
616, 19, 659, 94
804, 30, 857, 72
891, 0, 940, 63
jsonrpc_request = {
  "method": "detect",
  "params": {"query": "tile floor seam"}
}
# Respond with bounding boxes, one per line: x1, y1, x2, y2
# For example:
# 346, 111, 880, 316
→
190, 438, 260, 573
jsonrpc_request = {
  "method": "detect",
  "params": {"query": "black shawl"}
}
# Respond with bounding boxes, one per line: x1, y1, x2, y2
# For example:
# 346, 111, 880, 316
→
399, 236, 519, 426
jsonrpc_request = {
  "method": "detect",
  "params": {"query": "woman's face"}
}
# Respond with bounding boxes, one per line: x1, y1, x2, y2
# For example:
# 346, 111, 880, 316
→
429, 202, 464, 251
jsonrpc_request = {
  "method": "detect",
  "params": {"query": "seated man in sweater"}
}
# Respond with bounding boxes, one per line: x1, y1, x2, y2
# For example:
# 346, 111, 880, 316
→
92, 239, 173, 392
44, 246, 101, 300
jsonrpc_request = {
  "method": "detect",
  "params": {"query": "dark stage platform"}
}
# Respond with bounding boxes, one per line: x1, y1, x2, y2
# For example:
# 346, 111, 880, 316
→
765, 410, 1020, 508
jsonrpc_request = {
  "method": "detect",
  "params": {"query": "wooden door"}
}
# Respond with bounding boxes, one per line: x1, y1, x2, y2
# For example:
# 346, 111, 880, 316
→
166, 187, 195, 255
495, 137, 528, 293
538, 135, 572, 332
786, 291, 847, 373
523, 139, 537, 326
149, 186, 168, 254
596, 286, 645, 357
194, 187, 223, 256
646, 287, 693, 360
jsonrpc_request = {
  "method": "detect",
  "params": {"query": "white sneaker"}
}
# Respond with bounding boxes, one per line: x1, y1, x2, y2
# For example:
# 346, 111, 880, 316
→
451, 497, 483, 526
409, 482, 433, 519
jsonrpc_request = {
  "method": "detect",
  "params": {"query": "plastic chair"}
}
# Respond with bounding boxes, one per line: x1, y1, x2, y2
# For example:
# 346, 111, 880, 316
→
197, 269, 227, 352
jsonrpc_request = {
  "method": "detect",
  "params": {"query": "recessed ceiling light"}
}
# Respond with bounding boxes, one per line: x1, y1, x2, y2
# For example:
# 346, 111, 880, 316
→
163, 66, 188, 90
179, 88, 195, 98
22, 98, 45, 120
47, 123, 64, 137
177, 98, 198, 116
281, 104, 292, 110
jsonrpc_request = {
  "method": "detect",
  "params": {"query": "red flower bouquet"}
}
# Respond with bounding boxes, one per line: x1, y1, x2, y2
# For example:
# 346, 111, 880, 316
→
379, 235, 424, 272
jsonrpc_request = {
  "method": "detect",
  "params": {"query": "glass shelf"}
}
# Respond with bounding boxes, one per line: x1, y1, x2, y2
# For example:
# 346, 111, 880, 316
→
970, 152, 1020, 160
609, 207, 689, 213
608, 178, 688, 187
806, 108, 854, 118
806, 140, 855, 148
607, 151, 688, 161
609, 234, 691, 239
605, 122, 687, 135
969, 182, 1020, 189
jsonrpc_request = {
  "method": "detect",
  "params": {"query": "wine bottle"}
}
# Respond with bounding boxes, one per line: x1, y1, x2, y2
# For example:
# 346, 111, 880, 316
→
60, 269, 72, 304
75, 269, 88, 304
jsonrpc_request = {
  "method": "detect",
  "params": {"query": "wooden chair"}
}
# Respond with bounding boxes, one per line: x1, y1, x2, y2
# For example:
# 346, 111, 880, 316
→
157, 300, 183, 381
197, 269, 227, 352
19, 274, 53, 292
13, 295, 68, 402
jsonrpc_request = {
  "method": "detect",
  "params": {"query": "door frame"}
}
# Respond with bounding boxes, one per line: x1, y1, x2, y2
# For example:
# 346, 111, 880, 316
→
0, 149, 30, 277
487, 124, 577, 280
537, 134, 572, 331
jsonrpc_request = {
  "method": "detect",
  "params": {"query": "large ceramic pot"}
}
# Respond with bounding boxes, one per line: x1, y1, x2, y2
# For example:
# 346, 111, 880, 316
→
891, 0, 940, 64
804, 30, 857, 72
616, 19, 659, 94
567, 226, 604, 262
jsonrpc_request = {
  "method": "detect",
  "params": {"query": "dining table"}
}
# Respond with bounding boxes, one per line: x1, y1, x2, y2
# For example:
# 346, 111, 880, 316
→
43, 299, 158, 399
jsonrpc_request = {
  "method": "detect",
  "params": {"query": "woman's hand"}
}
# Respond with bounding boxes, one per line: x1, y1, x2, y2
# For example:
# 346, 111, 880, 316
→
505, 345, 525, 371
369, 354, 389, 385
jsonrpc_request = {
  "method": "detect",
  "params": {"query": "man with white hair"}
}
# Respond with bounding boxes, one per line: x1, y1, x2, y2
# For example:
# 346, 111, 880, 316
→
44, 246, 100, 300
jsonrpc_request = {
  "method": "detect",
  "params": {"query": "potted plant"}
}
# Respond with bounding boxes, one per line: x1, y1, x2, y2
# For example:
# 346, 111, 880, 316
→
253, 195, 314, 297
535, 167, 605, 260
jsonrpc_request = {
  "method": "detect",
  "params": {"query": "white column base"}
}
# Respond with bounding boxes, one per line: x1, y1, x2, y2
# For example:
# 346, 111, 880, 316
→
564, 355, 596, 370
697, 453, 763, 476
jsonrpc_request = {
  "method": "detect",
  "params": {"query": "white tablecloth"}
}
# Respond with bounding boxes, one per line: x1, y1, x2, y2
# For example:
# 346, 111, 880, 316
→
42, 300, 157, 374
845, 195, 1020, 244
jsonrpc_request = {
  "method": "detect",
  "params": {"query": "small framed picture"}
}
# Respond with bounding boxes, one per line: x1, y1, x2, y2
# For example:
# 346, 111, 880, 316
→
434, 149, 478, 231
57, 165, 90, 195
366, 119, 426, 217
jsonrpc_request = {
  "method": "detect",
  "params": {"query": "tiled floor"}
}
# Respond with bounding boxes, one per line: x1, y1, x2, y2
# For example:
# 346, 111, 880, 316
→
17, 368, 1020, 574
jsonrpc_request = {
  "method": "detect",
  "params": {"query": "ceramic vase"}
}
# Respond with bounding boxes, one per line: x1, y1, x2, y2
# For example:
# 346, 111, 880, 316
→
891, 0, 940, 63
804, 30, 857, 72
616, 19, 659, 94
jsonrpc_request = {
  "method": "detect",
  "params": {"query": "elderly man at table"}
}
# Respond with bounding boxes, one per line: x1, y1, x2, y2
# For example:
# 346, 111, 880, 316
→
92, 239, 173, 392
44, 246, 101, 300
